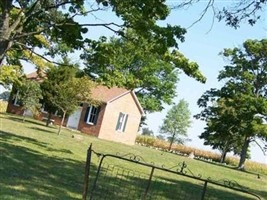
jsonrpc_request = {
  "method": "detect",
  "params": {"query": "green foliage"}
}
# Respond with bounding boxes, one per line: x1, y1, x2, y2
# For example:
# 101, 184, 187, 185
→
141, 128, 154, 137
41, 65, 98, 134
18, 80, 43, 119
0, 0, 197, 88
136, 135, 156, 146
84, 31, 205, 112
0, 65, 24, 88
160, 99, 191, 150
196, 39, 267, 169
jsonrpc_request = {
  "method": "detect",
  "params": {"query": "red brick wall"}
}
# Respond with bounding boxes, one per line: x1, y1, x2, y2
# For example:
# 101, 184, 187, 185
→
7, 101, 67, 126
78, 103, 106, 137
6, 103, 24, 115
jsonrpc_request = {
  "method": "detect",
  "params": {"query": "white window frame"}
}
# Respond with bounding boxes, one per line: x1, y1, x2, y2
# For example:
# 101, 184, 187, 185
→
41, 103, 48, 113
13, 91, 20, 106
86, 105, 99, 125
116, 112, 128, 132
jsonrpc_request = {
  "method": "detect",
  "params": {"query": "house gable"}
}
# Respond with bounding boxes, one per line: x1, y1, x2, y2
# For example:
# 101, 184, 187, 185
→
98, 92, 142, 145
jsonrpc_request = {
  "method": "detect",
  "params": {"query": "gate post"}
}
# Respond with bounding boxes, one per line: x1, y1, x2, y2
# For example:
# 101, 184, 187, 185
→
201, 181, 208, 200
82, 144, 92, 200
143, 167, 155, 200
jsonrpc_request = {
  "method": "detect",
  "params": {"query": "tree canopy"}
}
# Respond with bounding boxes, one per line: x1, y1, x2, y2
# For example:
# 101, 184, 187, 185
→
0, 1, 190, 82
18, 79, 42, 121
196, 39, 267, 169
0, 1, 207, 113
41, 65, 98, 134
83, 31, 205, 112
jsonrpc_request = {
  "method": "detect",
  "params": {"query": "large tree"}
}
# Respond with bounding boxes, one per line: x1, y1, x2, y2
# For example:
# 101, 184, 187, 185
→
0, 0, 209, 108
196, 96, 246, 163
196, 39, 267, 169
83, 31, 206, 112
0, 0, 198, 87
159, 99, 191, 151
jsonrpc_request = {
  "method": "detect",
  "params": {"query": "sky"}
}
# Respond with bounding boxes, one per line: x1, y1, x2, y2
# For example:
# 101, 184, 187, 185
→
2, 1, 266, 163
144, 2, 267, 164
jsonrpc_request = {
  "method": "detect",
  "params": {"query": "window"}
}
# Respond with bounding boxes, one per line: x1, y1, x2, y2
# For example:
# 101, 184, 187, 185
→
41, 103, 49, 113
85, 105, 100, 125
13, 91, 22, 106
116, 112, 128, 132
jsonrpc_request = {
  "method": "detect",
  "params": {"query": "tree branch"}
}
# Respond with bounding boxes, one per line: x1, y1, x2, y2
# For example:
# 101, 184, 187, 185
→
9, 7, 25, 32
187, 0, 215, 29
13, 22, 123, 41
14, 41, 70, 66
252, 139, 266, 156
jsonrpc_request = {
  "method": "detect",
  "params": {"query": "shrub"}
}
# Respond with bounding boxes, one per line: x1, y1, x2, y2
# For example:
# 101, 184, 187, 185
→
135, 135, 156, 146
135, 134, 267, 174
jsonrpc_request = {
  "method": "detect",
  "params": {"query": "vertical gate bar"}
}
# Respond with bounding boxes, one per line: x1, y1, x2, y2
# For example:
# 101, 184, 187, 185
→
143, 167, 155, 200
89, 154, 106, 200
201, 181, 208, 200
82, 144, 92, 200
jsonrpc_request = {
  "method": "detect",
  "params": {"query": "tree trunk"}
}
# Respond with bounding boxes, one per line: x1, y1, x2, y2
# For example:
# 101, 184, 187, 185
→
58, 111, 66, 135
46, 112, 52, 126
220, 142, 229, 163
0, 1, 13, 65
220, 150, 227, 163
238, 136, 250, 170
0, 40, 10, 65
22, 111, 26, 122
168, 133, 175, 151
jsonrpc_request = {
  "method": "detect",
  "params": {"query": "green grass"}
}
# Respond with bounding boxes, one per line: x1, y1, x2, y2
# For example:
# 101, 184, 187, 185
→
0, 113, 266, 199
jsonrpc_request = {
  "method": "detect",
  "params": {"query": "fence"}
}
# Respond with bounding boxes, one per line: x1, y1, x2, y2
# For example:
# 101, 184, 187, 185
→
82, 144, 261, 200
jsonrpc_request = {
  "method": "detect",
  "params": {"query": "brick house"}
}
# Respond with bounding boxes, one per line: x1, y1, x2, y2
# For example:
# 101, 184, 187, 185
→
7, 72, 144, 145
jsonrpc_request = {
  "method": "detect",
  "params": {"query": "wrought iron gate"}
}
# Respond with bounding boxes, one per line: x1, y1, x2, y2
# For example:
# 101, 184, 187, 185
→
82, 145, 261, 200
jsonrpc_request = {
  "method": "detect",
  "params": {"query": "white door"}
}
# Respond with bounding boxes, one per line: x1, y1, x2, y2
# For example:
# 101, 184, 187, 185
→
67, 107, 82, 129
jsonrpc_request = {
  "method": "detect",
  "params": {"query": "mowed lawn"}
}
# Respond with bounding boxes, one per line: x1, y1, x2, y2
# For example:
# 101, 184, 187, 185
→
0, 113, 266, 200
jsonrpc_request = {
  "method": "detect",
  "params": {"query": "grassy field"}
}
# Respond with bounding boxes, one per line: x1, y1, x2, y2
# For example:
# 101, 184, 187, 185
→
0, 113, 266, 200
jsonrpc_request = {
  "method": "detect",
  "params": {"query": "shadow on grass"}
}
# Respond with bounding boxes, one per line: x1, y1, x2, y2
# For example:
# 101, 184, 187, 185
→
0, 131, 84, 200
86, 158, 264, 200
0, 124, 265, 200
0, 131, 50, 148
28, 127, 56, 134
0, 113, 57, 129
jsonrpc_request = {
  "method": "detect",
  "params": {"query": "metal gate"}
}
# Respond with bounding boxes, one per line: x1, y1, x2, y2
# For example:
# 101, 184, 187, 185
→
82, 145, 261, 200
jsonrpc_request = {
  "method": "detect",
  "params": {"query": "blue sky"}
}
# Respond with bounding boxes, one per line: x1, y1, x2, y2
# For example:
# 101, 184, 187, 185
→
3, 1, 266, 163
74, 2, 267, 163
145, 2, 267, 163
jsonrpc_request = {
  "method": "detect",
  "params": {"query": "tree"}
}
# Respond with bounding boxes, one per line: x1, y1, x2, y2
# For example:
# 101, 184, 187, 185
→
196, 96, 245, 163
83, 31, 206, 113
141, 128, 154, 137
196, 39, 267, 169
175, 0, 267, 28
41, 65, 99, 134
159, 99, 191, 151
0, 0, 196, 87
156, 134, 165, 141
19, 80, 42, 122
